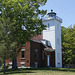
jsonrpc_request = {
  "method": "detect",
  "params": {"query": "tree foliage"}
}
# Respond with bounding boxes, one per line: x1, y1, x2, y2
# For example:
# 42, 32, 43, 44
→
0, 0, 47, 44
61, 25, 75, 66
0, 0, 47, 58
0, 0, 47, 70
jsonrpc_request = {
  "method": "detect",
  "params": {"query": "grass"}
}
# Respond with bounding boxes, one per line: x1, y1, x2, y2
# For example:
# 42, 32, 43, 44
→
0, 68, 75, 75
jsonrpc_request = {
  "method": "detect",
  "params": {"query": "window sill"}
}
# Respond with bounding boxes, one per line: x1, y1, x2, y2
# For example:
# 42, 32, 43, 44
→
21, 58, 25, 60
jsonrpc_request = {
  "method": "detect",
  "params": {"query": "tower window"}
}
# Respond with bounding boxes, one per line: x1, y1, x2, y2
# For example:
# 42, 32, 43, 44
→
35, 49, 38, 59
57, 38, 59, 45
48, 23, 50, 28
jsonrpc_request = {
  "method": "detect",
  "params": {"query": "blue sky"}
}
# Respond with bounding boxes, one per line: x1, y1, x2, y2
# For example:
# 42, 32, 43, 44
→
40, 0, 75, 27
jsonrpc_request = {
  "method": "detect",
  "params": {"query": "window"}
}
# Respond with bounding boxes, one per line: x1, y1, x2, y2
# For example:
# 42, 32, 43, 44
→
57, 53, 60, 65
35, 49, 38, 59
21, 64, 24, 67
9, 62, 12, 68
57, 38, 59, 45
21, 51, 25, 58
46, 41, 48, 46
21, 49, 25, 59
34, 62, 38, 67
22, 44, 25, 47
57, 24, 59, 29
48, 23, 50, 28
42, 51, 45, 59
20, 62, 25, 67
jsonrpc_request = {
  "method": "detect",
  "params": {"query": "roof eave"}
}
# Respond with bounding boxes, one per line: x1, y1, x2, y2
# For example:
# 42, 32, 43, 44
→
44, 48, 54, 52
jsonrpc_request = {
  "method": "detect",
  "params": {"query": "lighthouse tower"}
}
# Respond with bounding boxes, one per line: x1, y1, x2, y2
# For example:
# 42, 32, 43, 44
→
42, 10, 62, 68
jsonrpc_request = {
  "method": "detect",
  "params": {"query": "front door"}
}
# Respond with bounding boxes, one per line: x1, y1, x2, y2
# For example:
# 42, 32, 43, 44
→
47, 55, 50, 67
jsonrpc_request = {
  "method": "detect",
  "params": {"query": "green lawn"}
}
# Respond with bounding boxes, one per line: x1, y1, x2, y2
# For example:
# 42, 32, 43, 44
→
0, 68, 75, 75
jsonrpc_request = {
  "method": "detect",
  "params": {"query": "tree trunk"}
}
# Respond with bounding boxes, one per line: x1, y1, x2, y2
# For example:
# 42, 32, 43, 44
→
3, 57, 6, 74
12, 58, 18, 70
12, 49, 18, 70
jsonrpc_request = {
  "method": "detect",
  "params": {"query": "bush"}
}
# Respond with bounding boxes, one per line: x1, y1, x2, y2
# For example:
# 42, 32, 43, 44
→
1, 64, 8, 69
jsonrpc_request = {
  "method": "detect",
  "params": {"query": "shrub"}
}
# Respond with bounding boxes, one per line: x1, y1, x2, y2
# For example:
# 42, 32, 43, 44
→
1, 64, 8, 69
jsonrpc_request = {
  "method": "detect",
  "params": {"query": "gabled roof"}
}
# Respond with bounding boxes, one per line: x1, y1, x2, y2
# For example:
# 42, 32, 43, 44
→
41, 41, 55, 52
32, 34, 43, 41
31, 34, 55, 52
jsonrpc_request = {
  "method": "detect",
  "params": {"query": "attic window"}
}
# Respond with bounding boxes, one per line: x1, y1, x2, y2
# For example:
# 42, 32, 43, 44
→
46, 41, 48, 46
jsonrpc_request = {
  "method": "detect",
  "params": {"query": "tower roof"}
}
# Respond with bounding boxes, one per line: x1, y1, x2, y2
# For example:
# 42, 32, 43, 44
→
42, 10, 62, 23
47, 10, 56, 16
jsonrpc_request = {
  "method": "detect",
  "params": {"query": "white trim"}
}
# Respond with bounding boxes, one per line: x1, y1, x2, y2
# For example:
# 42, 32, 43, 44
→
32, 40, 41, 43
21, 49, 25, 51
9, 62, 12, 64
20, 62, 25, 68
8, 62, 12, 68
20, 62, 25, 64
21, 58, 25, 60
18, 67, 30, 68
44, 48, 54, 52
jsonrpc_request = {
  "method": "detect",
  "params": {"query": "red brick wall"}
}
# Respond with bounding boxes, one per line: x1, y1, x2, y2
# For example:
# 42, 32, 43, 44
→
30, 41, 55, 67
41, 45, 47, 67
30, 41, 42, 67
6, 60, 12, 64
6, 41, 55, 68
17, 42, 30, 67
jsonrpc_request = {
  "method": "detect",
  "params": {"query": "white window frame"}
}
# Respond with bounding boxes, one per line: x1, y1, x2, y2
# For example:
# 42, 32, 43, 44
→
21, 49, 25, 51
20, 62, 25, 68
21, 49, 25, 59
9, 62, 12, 68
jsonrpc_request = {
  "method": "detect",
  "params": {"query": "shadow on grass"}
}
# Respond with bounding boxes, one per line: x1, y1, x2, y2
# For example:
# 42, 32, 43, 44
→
51, 68, 75, 72
0, 71, 36, 75
6, 71, 35, 75
18, 67, 75, 72
0, 67, 75, 75
0, 69, 36, 75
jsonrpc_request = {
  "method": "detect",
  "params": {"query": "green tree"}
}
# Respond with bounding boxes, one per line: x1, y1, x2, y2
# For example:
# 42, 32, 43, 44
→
61, 25, 75, 67
0, 0, 47, 73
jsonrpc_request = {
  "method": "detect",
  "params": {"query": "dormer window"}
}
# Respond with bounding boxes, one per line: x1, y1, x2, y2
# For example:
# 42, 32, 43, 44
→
41, 40, 51, 47
46, 41, 48, 46
46, 41, 51, 47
